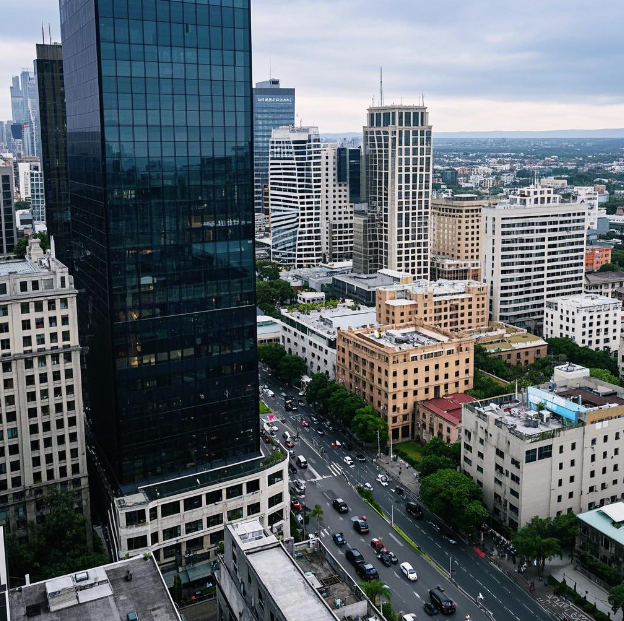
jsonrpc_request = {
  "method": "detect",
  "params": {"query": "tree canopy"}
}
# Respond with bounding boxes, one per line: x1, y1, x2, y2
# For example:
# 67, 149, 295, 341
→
7, 490, 109, 583
258, 343, 287, 370
512, 516, 562, 577
609, 582, 624, 615
419, 469, 485, 532
351, 406, 388, 443
256, 259, 281, 281
548, 337, 620, 377
276, 354, 307, 384
13, 233, 50, 259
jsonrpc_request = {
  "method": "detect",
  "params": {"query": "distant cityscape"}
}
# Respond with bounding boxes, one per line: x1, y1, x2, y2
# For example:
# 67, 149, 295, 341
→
1, 2, 624, 621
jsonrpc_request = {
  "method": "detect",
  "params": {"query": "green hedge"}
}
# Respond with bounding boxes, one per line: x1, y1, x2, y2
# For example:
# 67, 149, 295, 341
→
577, 551, 621, 587
548, 575, 611, 621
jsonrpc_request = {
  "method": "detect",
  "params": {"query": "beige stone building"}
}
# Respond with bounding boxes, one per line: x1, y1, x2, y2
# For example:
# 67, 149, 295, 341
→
375, 280, 488, 331
336, 323, 474, 441
430, 194, 486, 280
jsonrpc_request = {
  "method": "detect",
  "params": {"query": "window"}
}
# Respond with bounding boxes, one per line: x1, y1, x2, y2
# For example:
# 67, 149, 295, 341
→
206, 513, 224, 528
161, 501, 180, 518
162, 526, 181, 541
247, 502, 261, 516
226, 507, 243, 521
538, 445, 552, 460
246, 479, 260, 494
184, 495, 202, 511
268, 471, 283, 486
185, 519, 203, 534
268, 493, 283, 508
525, 449, 537, 463
226, 484, 243, 500
127, 535, 148, 550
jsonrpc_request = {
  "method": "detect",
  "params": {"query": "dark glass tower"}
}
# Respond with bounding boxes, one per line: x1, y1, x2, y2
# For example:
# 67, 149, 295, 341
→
252, 79, 294, 213
35, 43, 71, 268
60, 0, 258, 489
337, 146, 361, 205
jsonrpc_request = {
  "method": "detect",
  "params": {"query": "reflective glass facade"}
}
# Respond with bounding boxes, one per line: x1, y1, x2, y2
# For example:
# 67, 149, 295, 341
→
337, 146, 361, 205
252, 79, 294, 213
60, 0, 258, 488
35, 43, 71, 268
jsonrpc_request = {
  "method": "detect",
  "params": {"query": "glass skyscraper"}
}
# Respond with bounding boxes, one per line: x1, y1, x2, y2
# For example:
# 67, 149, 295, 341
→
253, 78, 294, 213
60, 0, 258, 488
35, 43, 71, 268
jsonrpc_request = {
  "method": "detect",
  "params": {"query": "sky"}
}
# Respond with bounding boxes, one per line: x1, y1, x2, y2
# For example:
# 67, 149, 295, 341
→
2, 0, 624, 133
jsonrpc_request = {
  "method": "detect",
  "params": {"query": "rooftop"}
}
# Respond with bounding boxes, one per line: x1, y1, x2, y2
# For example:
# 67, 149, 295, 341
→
585, 271, 624, 284
379, 278, 485, 299
465, 322, 546, 352
9, 556, 180, 621
0, 259, 40, 276
545, 294, 621, 309
281, 304, 377, 339
365, 325, 450, 349
579, 502, 624, 547
332, 270, 412, 291
421, 393, 474, 424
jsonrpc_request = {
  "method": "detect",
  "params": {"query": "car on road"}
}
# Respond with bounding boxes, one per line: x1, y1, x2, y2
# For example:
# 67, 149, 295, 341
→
351, 516, 369, 534
343, 456, 354, 467
428, 587, 455, 614
281, 392, 287, 397
355, 562, 379, 582
401, 614, 419, 621
406, 502, 423, 519
356, 454, 366, 462
291, 499, 302, 512
127, 614, 139, 621
384, 550, 398, 564
288, 463, 297, 475
270, 424, 279, 432
262, 435, 272, 444
332, 498, 349, 513
295, 513, 304, 525
285, 440, 294, 448
370, 538, 386, 552
362, 482, 373, 491
298, 400, 306, 406
264, 389, 275, 397
331, 440, 342, 449
310, 415, 318, 423
345, 548, 365, 566
326, 422, 334, 431
291, 480, 305, 495
332, 532, 346, 546
400, 562, 417, 581
316, 428, 325, 436
376, 550, 392, 567
299, 391, 305, 396
376, 474, 389, 486
423, 602, 439, 616
301, 419, 309, 427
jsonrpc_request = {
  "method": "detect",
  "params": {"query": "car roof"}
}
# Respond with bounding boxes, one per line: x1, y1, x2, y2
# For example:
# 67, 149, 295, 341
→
401, 562, 413, 569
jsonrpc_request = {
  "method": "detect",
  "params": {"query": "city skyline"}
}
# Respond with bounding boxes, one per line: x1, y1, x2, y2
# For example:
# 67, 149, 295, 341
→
0, 0, 624, 132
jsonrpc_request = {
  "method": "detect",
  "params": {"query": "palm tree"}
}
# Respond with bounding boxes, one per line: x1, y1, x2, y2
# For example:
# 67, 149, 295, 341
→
360, 580, 391, 608
308, 504, 324, 535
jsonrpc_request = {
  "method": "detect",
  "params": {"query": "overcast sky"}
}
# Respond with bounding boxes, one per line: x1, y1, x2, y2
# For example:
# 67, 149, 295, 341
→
2, 0, 623, 132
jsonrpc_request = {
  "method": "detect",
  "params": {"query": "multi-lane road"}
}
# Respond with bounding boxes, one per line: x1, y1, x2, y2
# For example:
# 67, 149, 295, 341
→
259, 367, 551, 621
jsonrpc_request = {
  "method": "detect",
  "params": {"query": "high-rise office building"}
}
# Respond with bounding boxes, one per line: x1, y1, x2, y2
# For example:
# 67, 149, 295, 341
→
430, 194, 486, 281
0, 159, 17, 254
337, 146, 361, 205
10, 70, 39, 157
320, 143, 353, 262
482, 186, 587, 332
61, 0, 288, 566
35, 43, 70, 263
269, 126, 322, 267
29, 161, 46, 223
354, 105, 432, 276
253, 79, 295, 215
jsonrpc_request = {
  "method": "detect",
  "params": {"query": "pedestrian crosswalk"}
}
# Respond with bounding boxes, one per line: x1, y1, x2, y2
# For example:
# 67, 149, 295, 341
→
327, 462, 343, 477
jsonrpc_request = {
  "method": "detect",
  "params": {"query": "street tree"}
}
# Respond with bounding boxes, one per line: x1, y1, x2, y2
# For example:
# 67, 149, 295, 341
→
609, 582, 624, 615
256, 259, 281, 281
308, 504, 324, 534
257, 343, 286, 370
276, 354, 307, 384
360, 580, 392, 606
512, 516, 562, 578
419, 469, 484, 531
418, 455, 457, 477
351, 407, 388, 443
551, 511, 578, 554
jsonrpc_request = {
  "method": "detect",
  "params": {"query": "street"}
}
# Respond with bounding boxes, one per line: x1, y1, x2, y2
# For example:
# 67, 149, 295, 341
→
259, 367, 551, 621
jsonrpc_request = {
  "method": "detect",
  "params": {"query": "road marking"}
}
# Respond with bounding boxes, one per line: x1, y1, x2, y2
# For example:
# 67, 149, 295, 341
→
307, 465, 323, 481
413, 591, 421, 599
388, 533, 404, 547
394, 571, 401, 580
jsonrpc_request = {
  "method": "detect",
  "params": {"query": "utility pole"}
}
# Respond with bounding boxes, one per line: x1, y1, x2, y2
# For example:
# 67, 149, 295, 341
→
376, 429, 380, 458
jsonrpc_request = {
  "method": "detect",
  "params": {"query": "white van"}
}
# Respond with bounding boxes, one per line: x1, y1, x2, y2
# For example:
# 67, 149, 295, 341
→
296, 455, 308, 469
282, 431, 291, 441
263, 422, 273, 435
264, 388, 275, 398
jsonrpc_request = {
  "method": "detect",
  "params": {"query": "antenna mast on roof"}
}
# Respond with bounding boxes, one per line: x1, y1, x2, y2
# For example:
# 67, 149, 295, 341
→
269, 56, 272, 80
379, 66, 384, 107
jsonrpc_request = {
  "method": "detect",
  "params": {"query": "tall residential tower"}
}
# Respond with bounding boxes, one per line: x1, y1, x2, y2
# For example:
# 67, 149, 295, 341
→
354, 104, 432, 276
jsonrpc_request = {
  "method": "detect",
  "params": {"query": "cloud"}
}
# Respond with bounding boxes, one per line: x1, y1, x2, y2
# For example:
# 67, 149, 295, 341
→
1, 0, 623, 132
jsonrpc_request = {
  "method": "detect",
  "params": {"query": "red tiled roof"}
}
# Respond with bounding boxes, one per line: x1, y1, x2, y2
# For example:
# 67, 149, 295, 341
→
420, 393, 474, 425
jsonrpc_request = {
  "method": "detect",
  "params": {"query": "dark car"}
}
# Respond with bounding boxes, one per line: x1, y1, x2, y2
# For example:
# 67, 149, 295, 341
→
423, 602, 439, 616
288, 463, 297, 475
406, 502, 423, 519
376, 550, 392, 567
345, 548, 365, 566
351, 517, 369, 534
332, 532, 346, 546
356, 454, 366, 462
332, 498, 349, 513
355, 563, 379, 581
429, 587, 456, 615
317, 428, 325, 436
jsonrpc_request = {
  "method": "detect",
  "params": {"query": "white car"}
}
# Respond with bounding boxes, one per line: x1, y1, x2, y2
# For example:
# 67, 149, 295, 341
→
343, 456, 354, 467
270, 424, 279, 432
376, 474, 389, 486
363, 482, 373, 491
400, 562, 417, 581
401, 615, 418, 621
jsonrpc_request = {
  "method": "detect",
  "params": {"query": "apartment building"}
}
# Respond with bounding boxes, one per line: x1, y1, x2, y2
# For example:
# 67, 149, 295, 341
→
320, 143, 354, 262
375, 279, 488, 331
585, 246, 612, 271
544, 294, 622, 354
464, 322, 547, 366
0, 238, 90, 537
431, 194, 486, 280
482, 187, 587, 333
417, 393, 474, 444
280, 303, 377, 378
269, 126, 322, 267
0, 159, 17, 254
584, 271, 624, 297
336, 323, 474, 441
577, 503, 624, 578
461, 364, 624, 528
